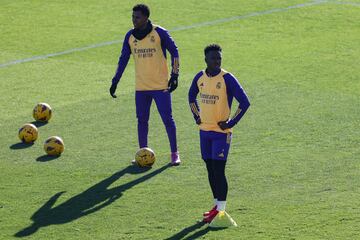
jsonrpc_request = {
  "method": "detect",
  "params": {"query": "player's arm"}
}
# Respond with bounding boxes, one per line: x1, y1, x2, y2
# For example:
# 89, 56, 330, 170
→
188, 71, 203, 124
155, 27, 179, 92
109, 30, 132, 98
219, 73, 250, 129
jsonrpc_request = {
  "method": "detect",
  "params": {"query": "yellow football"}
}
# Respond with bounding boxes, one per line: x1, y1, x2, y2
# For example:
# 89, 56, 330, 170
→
33, 103, 52, 122
44, 136, 64, 156
18, 123, 38, 143
135, 147, 156, 167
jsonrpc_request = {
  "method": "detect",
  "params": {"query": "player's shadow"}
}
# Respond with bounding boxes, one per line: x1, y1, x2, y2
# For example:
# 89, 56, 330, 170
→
9, 142, 34, 150
36, 155, 60, 162
15, 164, 169, 238
165, 221, 226, 240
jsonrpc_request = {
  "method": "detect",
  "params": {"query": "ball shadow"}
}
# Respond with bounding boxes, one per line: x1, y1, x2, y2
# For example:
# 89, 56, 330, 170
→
31, 121, 49, 128
125, 164, 152, 174
9, 142, 34, 150
36, 155, 61, 162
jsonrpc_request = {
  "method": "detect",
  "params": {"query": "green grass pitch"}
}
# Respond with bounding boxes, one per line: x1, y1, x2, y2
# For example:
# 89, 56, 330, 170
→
1, 0, 359, 239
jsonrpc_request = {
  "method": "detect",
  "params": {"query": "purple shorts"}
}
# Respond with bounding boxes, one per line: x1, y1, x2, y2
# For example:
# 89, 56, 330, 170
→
200, 130, 232, 161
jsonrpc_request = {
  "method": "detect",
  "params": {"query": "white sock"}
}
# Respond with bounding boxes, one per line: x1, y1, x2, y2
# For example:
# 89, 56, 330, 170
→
214, 198, 217, 206
216, 201, 226, 211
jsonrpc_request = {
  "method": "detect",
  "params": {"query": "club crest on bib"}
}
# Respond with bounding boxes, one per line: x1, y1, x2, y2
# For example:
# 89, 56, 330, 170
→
216, 82, 221, 89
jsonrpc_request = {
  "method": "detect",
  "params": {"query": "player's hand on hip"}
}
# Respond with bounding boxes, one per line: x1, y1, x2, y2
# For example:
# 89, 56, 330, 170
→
218, 120, 230, 130
109, 83, 117, 98
168, 74, 178, 93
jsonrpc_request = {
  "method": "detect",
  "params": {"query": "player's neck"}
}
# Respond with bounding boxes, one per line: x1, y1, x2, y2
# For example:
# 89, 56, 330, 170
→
133, 20, 153, 40
205, 68, 221, 77
137, 20, 149, 31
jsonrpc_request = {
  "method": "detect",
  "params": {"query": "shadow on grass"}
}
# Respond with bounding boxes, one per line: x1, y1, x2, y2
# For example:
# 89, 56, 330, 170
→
15, 164, 169, 237
165, 221, 226, 240
30, 121, 48, 128
36, 155, 60, 162
9, 142, 34, 150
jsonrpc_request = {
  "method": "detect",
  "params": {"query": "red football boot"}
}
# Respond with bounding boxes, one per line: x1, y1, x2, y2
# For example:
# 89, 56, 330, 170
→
203, 209, 219, 223
203, 206, 217, 217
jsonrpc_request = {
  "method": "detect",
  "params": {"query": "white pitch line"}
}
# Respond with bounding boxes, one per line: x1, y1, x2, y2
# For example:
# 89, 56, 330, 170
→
0, 1, 327, 68
0, 40, 122, 68
170, 0, 327, 31
332, 1, 360, 6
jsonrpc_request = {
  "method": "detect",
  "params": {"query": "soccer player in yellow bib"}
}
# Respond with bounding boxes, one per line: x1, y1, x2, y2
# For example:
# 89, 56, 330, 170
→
109, 4, 180, 166
188, 44, 250, 225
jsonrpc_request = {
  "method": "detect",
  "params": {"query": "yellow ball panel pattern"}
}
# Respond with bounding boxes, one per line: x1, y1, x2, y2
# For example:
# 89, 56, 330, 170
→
44, 136, 64, 156
33, 103, 52, 122
135, 147, 156, 167
18, 124, 38, 143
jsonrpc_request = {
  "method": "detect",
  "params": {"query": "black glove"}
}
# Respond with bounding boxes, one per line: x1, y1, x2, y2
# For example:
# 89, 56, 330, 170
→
168, 74, 178, 93
195, 116, 201, 125
109, 83, 117, 98
218, 120, 230, 130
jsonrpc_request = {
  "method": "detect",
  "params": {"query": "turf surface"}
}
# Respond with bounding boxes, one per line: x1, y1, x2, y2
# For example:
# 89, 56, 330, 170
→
1, 0, 359, 239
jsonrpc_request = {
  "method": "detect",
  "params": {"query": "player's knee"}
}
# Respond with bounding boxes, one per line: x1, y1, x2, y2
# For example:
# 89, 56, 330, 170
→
137, 117, 149, 125
214, 171, 226, 181
213, 165, 226, 179
161, 115, 175, 127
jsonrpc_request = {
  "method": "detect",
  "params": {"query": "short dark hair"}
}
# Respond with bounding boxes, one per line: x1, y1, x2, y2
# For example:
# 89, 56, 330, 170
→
204, 44, 222, 56
133, 4, 150, 18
